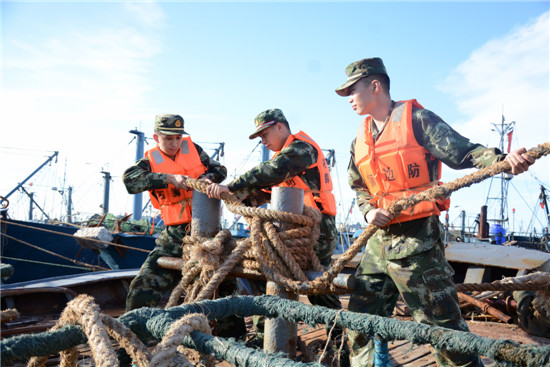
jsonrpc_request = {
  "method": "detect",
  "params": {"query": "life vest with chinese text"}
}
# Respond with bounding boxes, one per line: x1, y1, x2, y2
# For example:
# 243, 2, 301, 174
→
274, 131, 337, 216
145, 137, 207, 226
354, 99, 450, 224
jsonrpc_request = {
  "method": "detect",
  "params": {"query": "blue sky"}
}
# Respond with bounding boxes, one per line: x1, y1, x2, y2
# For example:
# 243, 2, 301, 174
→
1, 1, 549, 235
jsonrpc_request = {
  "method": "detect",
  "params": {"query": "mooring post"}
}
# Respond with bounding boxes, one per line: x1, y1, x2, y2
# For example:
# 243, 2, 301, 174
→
264, 186, 303, 357
192, 190, 221, 237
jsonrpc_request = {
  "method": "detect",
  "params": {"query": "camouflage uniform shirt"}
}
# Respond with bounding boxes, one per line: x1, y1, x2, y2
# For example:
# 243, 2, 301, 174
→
229, 138, 337, 261
348, 103, 504, 270
123, 142, 227, 194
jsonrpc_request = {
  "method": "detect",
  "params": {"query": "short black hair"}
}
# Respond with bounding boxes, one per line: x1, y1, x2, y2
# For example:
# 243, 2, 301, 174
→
362, 73, 390, 94
277, 120, 290, 130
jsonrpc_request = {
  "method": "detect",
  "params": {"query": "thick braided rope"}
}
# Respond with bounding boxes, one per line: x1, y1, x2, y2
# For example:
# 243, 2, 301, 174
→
27, 294, 118, 367
150, 313, 211, 367
168, 230, 230, 306
253, 219, 294, 278
58, 295, 118, 367
100, 314, 151, 367
248, 217, 295, 283
303, 205, 322, 258
186, 177, 314, 227
278, 226, 311, 240
187, 178, 322, 273
456, 271, 550, 293
388, 143, 550, 215
190, 230, 231, 302
194, 238, 251, 302
227, 202, 314, 227
191, 236, 224, 271
174, 180, 319, 299
263, 221, 308, 281
167, 261, 201, 307
260, 236, 295, 279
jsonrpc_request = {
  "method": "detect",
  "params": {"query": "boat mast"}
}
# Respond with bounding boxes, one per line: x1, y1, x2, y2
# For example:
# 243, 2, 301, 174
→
101, 171, 111, 214
486, 114, 515, 229
129, 129, 145, 221
67, 186, 73, 223
5, 151, 59, 199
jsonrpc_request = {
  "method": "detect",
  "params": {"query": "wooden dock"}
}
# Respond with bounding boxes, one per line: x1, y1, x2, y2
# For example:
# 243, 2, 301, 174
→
292, 295, 550, 367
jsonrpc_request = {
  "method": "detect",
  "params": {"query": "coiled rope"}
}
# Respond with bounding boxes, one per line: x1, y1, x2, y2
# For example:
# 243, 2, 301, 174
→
166, 196, 326, 306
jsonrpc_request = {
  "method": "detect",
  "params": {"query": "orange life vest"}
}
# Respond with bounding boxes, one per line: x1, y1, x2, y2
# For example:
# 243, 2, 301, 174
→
145, 136, 207, 226
274, 131, 337, 216
354, 99, 450, 224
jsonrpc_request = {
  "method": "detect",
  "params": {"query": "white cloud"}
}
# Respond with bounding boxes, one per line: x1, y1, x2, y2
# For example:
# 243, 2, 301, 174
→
438, 11, 550, 231
1, 5, 165, 219
440, 11, 549, 149
124, 1, 165, 26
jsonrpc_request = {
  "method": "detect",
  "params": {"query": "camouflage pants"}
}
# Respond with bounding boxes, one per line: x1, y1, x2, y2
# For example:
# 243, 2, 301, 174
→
126, 225, 186, 311
348, 242, 483, 367
125, 225, 247, 340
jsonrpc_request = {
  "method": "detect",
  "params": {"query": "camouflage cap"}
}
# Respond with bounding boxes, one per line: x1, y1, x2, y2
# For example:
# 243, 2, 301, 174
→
335, 57, 387, 97
249, 108, 288, 139
154, 114, 187, 135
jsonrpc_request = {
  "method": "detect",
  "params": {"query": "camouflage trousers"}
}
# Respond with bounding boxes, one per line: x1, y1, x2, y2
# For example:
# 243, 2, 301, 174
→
125, 225, 247, 340
348, 242, 483, 367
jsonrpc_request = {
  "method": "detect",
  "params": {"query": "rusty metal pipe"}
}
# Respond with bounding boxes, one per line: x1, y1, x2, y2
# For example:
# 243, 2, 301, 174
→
458, 292, 513, 324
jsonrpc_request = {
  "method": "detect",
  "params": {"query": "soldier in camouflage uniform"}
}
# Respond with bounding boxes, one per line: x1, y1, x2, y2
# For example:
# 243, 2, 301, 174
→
207, 109, 348, 363
335, 58, 534, 367
122, 114, 246, 340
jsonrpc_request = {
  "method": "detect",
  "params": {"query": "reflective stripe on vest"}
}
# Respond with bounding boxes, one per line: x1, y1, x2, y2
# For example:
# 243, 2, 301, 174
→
145, 136, 207, 226
354, 99, 449, 224
274, 131, 337, 216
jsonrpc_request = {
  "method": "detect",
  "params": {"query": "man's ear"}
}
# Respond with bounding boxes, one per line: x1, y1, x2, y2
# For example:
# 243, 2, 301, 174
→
153, 134, 159, 144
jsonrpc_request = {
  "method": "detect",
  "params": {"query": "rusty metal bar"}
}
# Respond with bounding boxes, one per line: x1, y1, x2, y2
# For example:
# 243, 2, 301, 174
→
458, 292, 513, 324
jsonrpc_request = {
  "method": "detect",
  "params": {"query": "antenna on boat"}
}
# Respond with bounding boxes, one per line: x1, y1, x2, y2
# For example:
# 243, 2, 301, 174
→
486, 114, 515, 231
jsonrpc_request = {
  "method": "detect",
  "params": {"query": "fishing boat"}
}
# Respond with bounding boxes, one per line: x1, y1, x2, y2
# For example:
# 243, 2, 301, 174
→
0, 149, 159, 284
